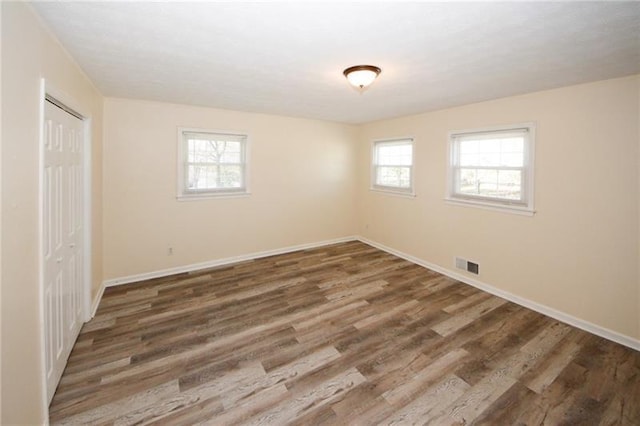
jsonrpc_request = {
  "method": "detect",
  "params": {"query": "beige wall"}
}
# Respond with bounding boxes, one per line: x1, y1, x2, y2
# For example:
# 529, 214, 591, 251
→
104, 78, 640, 341
359, 75, 640, 340
1, 2, 639, 422
1, 2, 104, 423
103, 98, 358, 280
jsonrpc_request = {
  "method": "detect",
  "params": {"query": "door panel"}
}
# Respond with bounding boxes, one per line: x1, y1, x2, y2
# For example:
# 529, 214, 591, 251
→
43, 100, 85, 403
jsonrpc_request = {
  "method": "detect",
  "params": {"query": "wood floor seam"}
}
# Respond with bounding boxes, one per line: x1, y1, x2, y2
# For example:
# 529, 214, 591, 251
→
49, 241, 640, 425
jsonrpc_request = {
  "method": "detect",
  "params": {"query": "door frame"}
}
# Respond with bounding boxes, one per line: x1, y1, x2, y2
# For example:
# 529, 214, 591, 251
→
38, 78, 93, 413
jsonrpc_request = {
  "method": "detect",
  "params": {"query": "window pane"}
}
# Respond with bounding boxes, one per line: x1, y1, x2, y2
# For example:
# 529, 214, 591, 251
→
372, 139, 413, 193
457, 136, 524, 167
219, 165, 242, 188
501, 153, 523, 167
459, 140, 478, 154
501, 137, 523, 153
218, 141, 242, 163
460, 152, 500, 167
187, 165, 218, 190
188, 139, 214, 162
188, 139, 243, 164
497, 170, 522, 200
182, 131, 247, 195
477, 169, 498, 193
457, 168, 522, 200
458, 168, 478, 194
477, 139, 500, 154
377, 143, 412, 166
376, 166, 410, 188
450, 126, 531, 209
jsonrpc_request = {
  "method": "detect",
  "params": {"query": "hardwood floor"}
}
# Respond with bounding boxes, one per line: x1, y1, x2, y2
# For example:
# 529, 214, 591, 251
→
50, 241, 640, 425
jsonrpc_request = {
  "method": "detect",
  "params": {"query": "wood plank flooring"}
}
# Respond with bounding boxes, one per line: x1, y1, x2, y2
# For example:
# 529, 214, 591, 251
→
49, 241, 640, 425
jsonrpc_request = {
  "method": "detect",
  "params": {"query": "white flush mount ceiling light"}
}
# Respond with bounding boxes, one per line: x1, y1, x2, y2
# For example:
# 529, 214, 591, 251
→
343, 65, 381, 92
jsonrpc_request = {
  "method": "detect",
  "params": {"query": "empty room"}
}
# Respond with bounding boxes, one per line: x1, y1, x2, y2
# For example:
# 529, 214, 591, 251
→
2, 1, 640, 424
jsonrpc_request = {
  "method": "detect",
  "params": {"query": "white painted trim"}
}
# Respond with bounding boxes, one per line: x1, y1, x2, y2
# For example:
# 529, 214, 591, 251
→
38, 79, 49, 425
98, 233, 640, 352
176, 127, 250, 200
42, 84, 90, 121
446, 122, 536, 216
177, 192, 252, 202
356, 236, 640, 352
370, 136, 415, 197
370, 188, 416, 199
42, 83, 93, 323
82, 117, 93, 322
0, 4, 3, 420
103, 236, 358, 287
39, 79, 94, 418
444, 198, 535, 216
90, 282, 106, 319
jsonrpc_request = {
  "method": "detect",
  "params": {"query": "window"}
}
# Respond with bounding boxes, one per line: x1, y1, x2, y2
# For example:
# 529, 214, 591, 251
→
447, 123, 535, 214
371, 138, 414, 195
178, 129, 248, 199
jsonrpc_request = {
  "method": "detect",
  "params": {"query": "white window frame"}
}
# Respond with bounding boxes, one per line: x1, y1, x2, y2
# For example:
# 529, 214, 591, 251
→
371, 137, 415, 196
177, 127, 250, 200
446, 123, 535, 215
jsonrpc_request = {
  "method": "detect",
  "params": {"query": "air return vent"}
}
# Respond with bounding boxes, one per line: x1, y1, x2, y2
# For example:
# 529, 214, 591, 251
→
455, 257, 479, 275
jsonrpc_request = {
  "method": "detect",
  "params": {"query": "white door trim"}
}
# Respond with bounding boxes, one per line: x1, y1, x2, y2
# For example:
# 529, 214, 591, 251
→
38, 79, 92, 416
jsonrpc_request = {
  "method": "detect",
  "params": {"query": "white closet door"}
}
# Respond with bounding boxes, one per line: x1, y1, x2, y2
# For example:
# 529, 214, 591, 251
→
43, 100, 84, 403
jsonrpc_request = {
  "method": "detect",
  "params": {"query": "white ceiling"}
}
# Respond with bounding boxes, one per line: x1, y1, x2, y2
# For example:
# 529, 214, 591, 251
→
32, 1, 640, 124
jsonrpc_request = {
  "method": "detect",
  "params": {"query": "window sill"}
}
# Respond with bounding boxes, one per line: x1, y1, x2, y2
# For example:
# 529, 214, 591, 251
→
444, 197, 535, 216
370, 187, 416, 199
177, 191, 251, 201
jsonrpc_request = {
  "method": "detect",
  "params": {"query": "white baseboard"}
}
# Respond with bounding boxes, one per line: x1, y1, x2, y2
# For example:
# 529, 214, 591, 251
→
96, 234, 639, 351
356, 236, 640, 352
102, 236, 358, 288
90, 282, 105, 319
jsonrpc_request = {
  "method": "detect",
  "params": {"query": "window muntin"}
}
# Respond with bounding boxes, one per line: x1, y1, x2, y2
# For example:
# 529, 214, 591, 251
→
179, 130, 248, 198
372, 138, 414, 194
448, 125, 534, 212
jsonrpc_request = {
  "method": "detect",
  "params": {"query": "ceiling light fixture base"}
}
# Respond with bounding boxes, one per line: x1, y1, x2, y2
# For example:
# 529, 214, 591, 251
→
343, 65, 381, 93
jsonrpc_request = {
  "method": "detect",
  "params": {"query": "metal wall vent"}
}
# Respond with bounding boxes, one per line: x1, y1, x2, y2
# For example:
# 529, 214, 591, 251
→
455, 257, 479, 275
